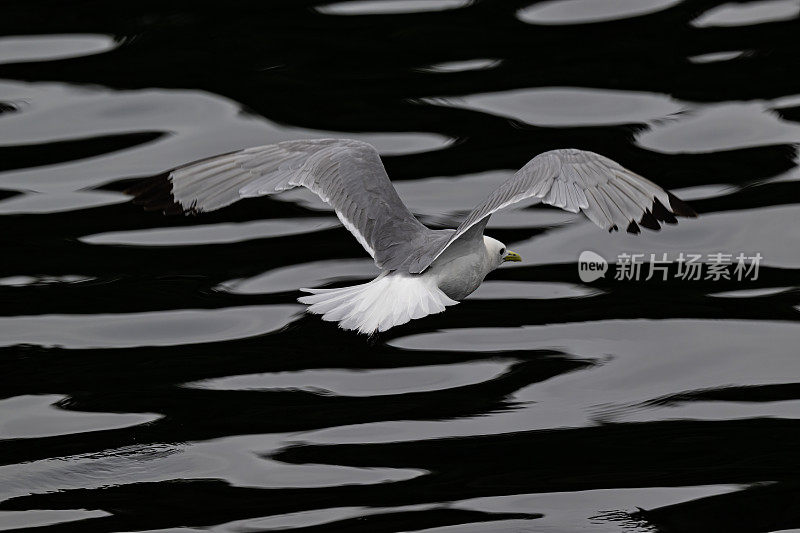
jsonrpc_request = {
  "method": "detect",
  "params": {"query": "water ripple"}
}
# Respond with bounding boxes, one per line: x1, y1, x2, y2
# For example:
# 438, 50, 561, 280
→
0, 306, 301, 348
0, 34, 116, 65
1, 1, 799, 531
517, 0, 683, 25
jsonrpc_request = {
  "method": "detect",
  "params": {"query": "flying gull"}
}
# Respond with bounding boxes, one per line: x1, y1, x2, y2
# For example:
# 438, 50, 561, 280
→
127, 139, 695, 333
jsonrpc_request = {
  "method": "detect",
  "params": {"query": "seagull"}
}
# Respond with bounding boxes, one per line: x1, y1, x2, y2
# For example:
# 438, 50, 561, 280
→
127, 138, 695, 334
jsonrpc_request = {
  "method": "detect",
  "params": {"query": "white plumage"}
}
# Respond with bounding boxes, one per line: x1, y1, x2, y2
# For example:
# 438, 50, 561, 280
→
127, 139, 696, 334
298, 271, 457, 334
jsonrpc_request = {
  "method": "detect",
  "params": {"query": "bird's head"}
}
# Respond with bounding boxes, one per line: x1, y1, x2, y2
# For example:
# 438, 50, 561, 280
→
484, 236, 522, 269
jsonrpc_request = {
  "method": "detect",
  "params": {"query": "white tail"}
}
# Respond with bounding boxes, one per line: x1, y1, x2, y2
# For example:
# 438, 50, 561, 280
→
298, 272, 458, 334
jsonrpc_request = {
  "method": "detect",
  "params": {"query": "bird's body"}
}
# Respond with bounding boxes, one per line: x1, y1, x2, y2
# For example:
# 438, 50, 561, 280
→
430, 235, 507, 301
297, 235, 507, 333
127, 138, 695, 334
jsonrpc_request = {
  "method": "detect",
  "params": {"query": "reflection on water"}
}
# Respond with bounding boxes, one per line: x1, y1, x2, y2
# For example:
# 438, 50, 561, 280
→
1, 0, 799, 532
0, 306, 301, 348
316, 0, 472, 15
420, 58, 501, 73
423, 86, 684, 126
637, 101, 800, 152
691, 0, 800, 27
186, 360, 512, 396
687, 50, 750, 64
517, 0, 683, 25
0, 34, 117, 65
0, 395, 160, 440
80, 218, 340, 246
0, 191, 128, 214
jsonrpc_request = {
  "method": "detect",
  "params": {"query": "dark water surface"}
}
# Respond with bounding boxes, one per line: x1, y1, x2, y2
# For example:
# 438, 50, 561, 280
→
2, 1, 800, 531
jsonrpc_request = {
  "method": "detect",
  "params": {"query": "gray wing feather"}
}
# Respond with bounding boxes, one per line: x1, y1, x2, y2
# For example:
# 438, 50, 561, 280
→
408, 148, 696, 274
129, 138, 445, 272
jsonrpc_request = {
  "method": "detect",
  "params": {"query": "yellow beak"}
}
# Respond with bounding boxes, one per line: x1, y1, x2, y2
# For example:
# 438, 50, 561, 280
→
503, 251, 522, 262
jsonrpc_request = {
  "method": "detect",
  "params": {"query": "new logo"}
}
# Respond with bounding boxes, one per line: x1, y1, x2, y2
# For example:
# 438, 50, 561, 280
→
578, 251, 608, 282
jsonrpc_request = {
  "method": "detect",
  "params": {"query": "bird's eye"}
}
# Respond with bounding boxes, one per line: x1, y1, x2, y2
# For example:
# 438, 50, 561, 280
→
500, 248, 506, 255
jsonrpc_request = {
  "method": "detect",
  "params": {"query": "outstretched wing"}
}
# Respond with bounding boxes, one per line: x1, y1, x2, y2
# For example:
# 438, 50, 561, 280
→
126, 138, 444, 271
408, 148, 696, 274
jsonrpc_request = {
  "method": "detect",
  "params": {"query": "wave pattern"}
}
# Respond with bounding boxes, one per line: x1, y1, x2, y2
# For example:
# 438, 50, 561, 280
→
1, 1, 799, 531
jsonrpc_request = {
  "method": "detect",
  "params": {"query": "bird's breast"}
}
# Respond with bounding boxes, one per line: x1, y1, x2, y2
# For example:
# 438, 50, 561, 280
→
430, 253, 490, 301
